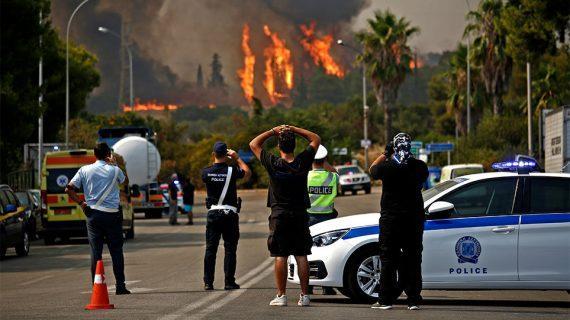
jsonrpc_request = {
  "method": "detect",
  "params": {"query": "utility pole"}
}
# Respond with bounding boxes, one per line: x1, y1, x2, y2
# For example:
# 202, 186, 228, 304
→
38, 10, 44, 187
527, 62, 532, 156
465, 0, 472, 135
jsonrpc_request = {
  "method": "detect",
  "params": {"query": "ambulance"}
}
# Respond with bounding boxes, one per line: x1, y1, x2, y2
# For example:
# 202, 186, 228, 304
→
41, 149, 135, 244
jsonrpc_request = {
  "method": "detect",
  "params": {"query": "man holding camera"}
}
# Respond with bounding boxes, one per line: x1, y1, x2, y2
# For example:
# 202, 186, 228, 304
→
65, 142, 131, 295
202, 141, 251, 291
249, 125, 320, 307
368, 133, 428, 310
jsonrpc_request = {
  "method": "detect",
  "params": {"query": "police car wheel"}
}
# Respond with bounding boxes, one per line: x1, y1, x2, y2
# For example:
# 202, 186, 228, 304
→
344, 245, 379, 303
15, 230, 30, 257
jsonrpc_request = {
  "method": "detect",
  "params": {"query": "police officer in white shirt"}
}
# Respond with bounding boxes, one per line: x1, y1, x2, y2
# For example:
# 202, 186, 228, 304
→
65, 142, 131, 295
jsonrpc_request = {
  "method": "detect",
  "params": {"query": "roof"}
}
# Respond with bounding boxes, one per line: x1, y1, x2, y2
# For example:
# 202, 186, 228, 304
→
442, 164, 483, 170
460, 172, 570, 182
44, 149, 93, 157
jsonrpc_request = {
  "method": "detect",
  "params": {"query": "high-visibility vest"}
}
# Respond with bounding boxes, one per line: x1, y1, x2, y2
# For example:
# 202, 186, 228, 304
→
307, 169, 338, 214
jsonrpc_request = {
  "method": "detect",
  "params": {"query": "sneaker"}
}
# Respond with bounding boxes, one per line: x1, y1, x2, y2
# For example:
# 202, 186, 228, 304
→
408, 305, 420, 310
269, 294, 287, 306
371, 302, 392, 310
204, 283, 214, 291
115, 287, 131, 295
224, 283, 240, 290
297, 294, 310, 307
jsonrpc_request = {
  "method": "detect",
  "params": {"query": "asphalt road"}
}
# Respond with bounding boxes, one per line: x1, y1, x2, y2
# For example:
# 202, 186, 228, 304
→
0, 188, 568, 319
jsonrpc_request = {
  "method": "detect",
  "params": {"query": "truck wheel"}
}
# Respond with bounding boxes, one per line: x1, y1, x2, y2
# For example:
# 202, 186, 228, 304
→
15, 230, 30, 257
365, 187, 371, 194
126, 219, 135, 239
43, 235, 55, 245
344, 245, 379, 303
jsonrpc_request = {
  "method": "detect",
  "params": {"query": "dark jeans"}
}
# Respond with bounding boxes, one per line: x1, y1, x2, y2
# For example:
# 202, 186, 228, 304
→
378, 215, 424, 305
203, 210, 240, 286
85, 208, 126, 288
308, 209, 338, 226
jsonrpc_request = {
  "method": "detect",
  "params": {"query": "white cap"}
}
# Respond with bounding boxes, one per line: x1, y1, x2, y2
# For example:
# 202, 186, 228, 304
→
315, 145, 328, 160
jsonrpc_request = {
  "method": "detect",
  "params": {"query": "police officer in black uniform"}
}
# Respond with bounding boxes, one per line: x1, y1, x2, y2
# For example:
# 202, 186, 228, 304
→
202, 142, 251, 291
369, 133, 428, 310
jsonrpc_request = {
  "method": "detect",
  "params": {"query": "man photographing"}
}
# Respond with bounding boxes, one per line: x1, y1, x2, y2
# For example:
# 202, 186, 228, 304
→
368, 133, 428, 310
65, 142, 131, 295
202, 142, 251, 291
249, 125, 320, 307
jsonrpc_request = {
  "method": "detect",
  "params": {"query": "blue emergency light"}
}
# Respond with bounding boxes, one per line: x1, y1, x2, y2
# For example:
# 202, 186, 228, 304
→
491, 160, 537, 173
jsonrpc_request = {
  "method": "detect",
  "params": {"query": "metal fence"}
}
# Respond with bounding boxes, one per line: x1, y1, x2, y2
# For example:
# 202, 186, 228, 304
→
6, 169, 35, 191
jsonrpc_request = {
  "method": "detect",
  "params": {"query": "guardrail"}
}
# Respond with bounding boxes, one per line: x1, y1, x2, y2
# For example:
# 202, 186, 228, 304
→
6, 169, 35, 190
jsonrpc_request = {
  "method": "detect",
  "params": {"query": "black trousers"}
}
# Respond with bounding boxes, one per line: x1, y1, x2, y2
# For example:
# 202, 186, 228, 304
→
378, 215, 424, 305
203, 210, 240, 286
85, 208, 126, 288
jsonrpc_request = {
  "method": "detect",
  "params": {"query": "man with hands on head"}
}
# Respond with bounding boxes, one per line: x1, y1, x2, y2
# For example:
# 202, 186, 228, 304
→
249, 125, 320, 307
202, 141, 251, 291
368, 133, 428, 311
65, 142, 131, 295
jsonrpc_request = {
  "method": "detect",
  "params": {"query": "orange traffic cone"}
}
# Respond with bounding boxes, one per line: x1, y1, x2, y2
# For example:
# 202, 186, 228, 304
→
85, 260, 114, 310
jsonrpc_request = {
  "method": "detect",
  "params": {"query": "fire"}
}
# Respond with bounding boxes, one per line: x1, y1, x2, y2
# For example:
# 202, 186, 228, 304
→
263, 25, 294, 104
123, 99, 180, 112
299, 23, 344, 78
409, 58, 424, 70
237, 24, 255, 102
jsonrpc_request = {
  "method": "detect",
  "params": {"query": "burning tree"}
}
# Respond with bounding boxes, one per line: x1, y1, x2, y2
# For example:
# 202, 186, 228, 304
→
237, 24, 255, 102
299, 22, 345, 78
263, 25, 294, 104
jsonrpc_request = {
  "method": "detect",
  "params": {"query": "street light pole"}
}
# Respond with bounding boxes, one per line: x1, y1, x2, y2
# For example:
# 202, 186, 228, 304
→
66, 0, 90, 149
98, 27, 134, 108
337, 39, 369, 168
465, 0, 472, 135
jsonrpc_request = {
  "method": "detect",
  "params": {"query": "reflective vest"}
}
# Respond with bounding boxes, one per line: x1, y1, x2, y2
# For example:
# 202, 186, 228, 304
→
307, 169, 338, 214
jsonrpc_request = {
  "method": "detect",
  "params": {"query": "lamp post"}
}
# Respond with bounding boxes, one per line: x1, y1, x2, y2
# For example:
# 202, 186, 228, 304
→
337, 39, 369, 169
465, 0, 472, 135
66, 0, 90, 149
98, 27, 134, 108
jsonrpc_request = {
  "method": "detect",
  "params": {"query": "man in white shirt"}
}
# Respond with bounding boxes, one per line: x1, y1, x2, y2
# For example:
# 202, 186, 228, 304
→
65, 142, 130, 295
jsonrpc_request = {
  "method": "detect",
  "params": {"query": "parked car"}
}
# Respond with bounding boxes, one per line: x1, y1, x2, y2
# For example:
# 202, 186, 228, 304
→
0, 185, 31, 259
288, 167, 570, 302
335, 165, 371, 195
15, 190, 43, 239
440, 164, 484, 182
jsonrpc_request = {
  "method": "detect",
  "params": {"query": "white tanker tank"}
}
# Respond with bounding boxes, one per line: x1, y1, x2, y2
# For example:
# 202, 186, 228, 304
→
113, 136, 161, 186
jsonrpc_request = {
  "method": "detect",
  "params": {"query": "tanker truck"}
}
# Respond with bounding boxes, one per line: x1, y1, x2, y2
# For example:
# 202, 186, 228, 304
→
98, 127, 165, 219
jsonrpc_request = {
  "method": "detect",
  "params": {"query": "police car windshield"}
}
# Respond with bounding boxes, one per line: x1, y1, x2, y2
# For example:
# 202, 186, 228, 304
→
15, 192, 29, 205
338, 166, 362, 176
422, 178, 466, 202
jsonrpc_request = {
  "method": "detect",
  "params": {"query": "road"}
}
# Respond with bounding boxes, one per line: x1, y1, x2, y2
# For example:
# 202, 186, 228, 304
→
0, 188, 568, 319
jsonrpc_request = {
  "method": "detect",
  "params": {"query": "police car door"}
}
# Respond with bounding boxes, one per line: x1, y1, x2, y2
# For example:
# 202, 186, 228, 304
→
518, 177, 570, 281
423, 178, 520, 283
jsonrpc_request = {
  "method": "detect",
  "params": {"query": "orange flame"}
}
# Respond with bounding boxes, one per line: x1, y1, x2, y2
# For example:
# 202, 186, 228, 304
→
263, 25, 294, 104
409, 58, 424, 69
123, 99, 180, 112
237, 24, 255, 102
299, 23, 344, 78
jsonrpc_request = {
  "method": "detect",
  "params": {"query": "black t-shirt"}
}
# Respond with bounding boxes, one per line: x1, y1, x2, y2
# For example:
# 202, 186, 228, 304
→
168, 181, 178, 200
182, 182, 195, 204
260, 146, 316, 209
370, 157, 428, 218
201, 163, 245, 207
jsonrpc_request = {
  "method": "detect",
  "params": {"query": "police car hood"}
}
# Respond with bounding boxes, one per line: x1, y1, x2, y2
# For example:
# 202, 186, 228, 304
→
309, 213, 379, 236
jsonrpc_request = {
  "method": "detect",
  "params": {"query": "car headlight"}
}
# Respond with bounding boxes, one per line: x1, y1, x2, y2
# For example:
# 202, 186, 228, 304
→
312, 229, 349, 247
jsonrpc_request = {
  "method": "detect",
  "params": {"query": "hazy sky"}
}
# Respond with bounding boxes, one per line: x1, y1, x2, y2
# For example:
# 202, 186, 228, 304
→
353, 0, 471, 53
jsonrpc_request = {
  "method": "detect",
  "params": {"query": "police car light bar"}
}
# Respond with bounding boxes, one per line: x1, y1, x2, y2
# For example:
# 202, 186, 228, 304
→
491, 161, 537, 173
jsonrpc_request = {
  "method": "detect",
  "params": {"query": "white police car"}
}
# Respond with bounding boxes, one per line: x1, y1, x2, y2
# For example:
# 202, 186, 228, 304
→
288, 163, 570, 302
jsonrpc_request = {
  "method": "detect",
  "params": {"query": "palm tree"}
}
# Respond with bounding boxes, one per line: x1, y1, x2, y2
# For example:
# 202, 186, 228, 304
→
356, 10, 419, 143
464, 0, 512, 116
444, 44, 468, 137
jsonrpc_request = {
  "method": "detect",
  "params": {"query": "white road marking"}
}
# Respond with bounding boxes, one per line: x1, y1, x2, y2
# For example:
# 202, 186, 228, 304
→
190, 263, 274, 320
159, 257, 273, 320
20, 275, 54, 286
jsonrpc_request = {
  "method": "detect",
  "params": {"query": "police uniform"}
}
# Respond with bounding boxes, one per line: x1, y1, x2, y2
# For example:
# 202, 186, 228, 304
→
307, 146, 339, 226
201, 143, 245, 289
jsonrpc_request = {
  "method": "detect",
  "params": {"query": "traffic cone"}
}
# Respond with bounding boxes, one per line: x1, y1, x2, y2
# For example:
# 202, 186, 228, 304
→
85, 260, 114, 310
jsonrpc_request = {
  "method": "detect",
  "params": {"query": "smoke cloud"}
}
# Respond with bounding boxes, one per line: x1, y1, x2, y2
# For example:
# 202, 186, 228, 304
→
50, 0, 370, 112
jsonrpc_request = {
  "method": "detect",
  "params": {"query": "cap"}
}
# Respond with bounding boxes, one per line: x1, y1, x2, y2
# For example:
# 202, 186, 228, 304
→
315, 145, 328, 160
213, 141, 228, 155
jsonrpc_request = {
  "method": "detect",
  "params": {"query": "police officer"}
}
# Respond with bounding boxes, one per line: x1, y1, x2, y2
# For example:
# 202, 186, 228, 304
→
368, 133, 428, 310
65, 142, 131, 295
202, 142, 251, 291
307, 145, 339, 226
168, 173, 180, 225
307, 145, 339, 296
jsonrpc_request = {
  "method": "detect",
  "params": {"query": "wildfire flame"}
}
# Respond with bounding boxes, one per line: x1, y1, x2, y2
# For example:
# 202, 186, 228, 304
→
263, 25, 294, 104
237, 24, 255, 102
123, 99, 180, 112
299, 23, 344, 78
409, 58, 424, 70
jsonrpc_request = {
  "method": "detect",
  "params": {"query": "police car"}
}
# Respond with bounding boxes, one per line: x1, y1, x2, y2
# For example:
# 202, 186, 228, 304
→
288, 162, 570, 302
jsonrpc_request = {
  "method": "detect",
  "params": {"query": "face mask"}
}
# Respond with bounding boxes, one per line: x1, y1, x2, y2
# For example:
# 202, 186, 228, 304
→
392, 133, 412, 165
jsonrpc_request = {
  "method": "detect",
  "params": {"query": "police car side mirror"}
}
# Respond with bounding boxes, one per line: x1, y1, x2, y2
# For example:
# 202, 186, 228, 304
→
427, 201, 454, 218
131, 185, 141, 198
